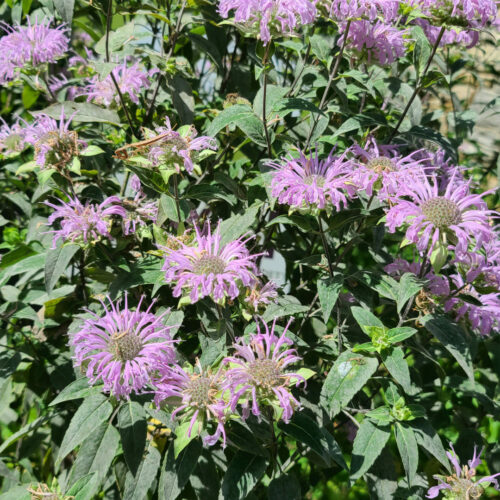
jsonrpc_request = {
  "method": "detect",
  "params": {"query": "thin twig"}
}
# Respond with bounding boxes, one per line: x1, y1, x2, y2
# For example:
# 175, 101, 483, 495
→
305, 20, 351, 149
105, 0, 140, 139
388, 26, 446, 142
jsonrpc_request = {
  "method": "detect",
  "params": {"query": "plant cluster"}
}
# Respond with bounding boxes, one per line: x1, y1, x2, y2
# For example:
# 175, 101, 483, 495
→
0, 0, 499, 499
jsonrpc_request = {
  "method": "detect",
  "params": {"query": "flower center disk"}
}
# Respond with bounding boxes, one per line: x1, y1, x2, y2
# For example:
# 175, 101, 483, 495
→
303, 174, 325, 187
185, 376, 214, 406
421, 196, 462, 228
249, 358, 281, 388
109, 331, 142, 361
367, 156, 395, 173
193, 255, 227, 275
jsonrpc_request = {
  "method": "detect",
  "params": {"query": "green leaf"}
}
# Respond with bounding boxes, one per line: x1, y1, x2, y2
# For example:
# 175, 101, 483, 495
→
117, 401, 148, 475
95, 22, 136, 55
67, 421, 120, 489
206, 105, 266, 147
261, 296, 309, 322
317, 275, 343, 323
53, 0, 74, 24
123, 444, 161, 500
357, 272, 399, 302
253, 85, 288, 119
268, 474, 301, 500
381, 347, 412, 393
0, 485, 30, 500
220, 452, 267, 500
387, 327, 418, 344
34, 102, 120, 126
395, 422, 419, 486
278, 412, 347, 469
320, 350, 379, 417
49, 377, 98, 406
411, 419, 449, 469
351, 306, 385, 334
159, 439, 203, 500
266, 214, 313, 232
56, 394, 112, 468
350, 419, 391, 480
421, 315, 474, 381
65, 472, 99, 500
397, 273, 423, 314
0, 415, 51, 454
167, 74, 194, 124
80, 145, 105, 156
173, 420, 197, 458
219, 204, 260, 246
45, 244, 79, 293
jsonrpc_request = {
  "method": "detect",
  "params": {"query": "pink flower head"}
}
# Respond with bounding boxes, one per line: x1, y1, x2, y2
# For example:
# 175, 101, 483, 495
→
268, 148, 356, 213
0, 118, 28, 155
83, 61, 153, 107
223, 318, 305, 423
341, 20, 407, 65
444, 273, 500, 336
350, 138, 427, 199
24, 109, 84, 169
244, 279, 279, 312
329, 0, 400, 22
385, 170, 497, 256
427, 442, 500, 498
0, 18, 69, 84
153, 360, 228, 447
70, 295, 177, 399
162, 221, 261, 304
146, 117, 217, 174
121, 190, 158, 236
45, 195, 127, 247
218, 0, 318, 45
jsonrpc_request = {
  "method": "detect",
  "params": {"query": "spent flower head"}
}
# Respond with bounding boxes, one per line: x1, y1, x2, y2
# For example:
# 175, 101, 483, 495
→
0, 18, 69, 85
162, 220, 261, 304
70, 296, 177, 399
24, 110, 84, 169
153, 360, 228, 447
224, 318, 305, 423
426, 442, 500, 498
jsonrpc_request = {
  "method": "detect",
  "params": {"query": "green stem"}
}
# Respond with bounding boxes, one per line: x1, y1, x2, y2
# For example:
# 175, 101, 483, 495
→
317, 215, 334, 278
388, 26, 446, 142
262, 43, 272, 157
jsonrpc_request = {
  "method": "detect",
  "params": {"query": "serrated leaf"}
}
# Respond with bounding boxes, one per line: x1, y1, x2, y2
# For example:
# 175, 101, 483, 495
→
395, 422, 419, 486
317, 275, 343, 323
53, 0, 75, 25
397, 273, 423, 314
67, 421, 119, 489
220, 452, 267, 500
387, 327, 417, 344
351, 306, 385, 334
45, 243, 79, 293
320, 350, 379, 417
422, 315, 474, 381
278, 412, 346, 469
117, 401, 147, 475
350, 419, 391, 480
411, 419, 449, 470
34, 102, 120, 126
381, 346, 412, 393
219, 205, 260, 246
56, 394, 112, 468
159, 439, 203, 500
123, 444, 161, 500
50, 377, 98, 406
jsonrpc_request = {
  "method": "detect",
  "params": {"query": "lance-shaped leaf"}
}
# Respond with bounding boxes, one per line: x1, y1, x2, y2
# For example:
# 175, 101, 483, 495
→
321, 350, 379, 417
